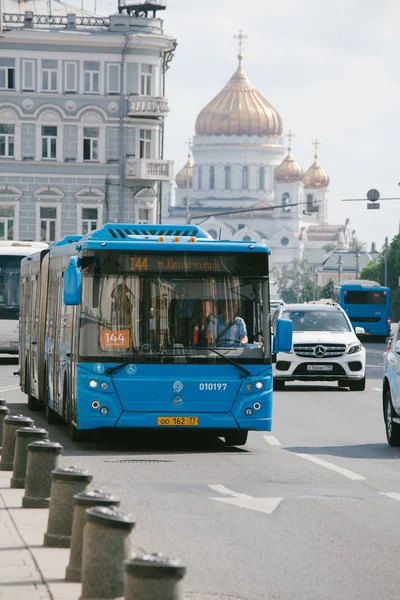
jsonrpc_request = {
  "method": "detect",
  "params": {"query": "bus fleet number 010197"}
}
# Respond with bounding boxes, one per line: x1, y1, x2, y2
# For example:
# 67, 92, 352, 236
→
199, 383, 227, 391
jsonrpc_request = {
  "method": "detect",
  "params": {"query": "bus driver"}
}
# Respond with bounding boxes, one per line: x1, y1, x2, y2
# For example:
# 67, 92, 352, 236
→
216, 300, 248, 347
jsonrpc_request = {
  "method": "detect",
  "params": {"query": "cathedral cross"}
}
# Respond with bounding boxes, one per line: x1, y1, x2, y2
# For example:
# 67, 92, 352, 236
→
313, 137, 320, 158
286, 130, 295, 152
185, 137, 192, 161
234, 29, 247, 65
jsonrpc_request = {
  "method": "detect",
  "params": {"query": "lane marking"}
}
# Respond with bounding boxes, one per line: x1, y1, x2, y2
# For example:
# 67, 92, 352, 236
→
263, 435, 281, 446
366, 364, 383, 368
208, 484, 283, 515
294, 453, 366, 481
372, 387, 382, 392
0, 386, 20, 393
380, 492, 400, 501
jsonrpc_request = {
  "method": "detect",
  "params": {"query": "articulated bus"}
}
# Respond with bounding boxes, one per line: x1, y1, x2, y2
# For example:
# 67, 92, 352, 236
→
0, 241, 48, 353
20, 224, 292, 445
333, 279, 391, 340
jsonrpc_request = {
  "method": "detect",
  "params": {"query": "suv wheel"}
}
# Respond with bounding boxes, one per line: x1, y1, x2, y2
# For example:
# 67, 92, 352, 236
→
274, 378, 285, 391
349, 377, 366, 392
384, 390, 400, 446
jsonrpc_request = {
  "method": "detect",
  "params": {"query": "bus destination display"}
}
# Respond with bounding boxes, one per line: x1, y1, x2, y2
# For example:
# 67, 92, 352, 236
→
119, 253, 237, 274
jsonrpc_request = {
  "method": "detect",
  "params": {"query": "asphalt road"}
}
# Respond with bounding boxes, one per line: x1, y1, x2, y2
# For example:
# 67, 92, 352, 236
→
2, 342, 399, 600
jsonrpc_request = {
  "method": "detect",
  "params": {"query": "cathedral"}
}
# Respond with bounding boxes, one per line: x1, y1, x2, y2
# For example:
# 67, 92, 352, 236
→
163, 38, 353, 268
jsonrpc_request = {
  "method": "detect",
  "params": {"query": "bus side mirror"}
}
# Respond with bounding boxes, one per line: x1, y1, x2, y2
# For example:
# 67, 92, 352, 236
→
64, 257, 81, 306
273, 318, 293, 354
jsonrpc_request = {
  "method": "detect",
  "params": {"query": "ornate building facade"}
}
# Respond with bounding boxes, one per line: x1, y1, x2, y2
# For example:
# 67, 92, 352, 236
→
164, 43, 352, 269
0, 0, 175, 242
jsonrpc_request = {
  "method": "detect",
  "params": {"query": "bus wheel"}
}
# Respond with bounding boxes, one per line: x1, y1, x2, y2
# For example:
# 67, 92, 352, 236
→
28, 394, 42, 412
225, 431, 248, 446
69, 421, 87, 443
46, 405, 58, 425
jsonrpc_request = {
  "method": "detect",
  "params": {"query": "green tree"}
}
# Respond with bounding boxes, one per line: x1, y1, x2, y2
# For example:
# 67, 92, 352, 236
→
320, 278, 334, 299
359, 259, 383, 284
323, 243, 337, 253
348, 236, 367, 253
273, 259, 318, 303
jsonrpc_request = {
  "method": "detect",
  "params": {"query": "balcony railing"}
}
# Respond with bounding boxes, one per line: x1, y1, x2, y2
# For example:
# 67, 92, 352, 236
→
125, 158, 173, 181
127, 95, 169, 118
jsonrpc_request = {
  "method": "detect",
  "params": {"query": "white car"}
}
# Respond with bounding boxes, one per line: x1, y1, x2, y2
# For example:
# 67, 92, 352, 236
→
272, 303, 366, 391
382, 324, 400, 445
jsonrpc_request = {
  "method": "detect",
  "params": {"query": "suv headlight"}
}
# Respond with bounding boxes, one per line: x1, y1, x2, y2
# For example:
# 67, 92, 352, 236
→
347, 342, 362, 355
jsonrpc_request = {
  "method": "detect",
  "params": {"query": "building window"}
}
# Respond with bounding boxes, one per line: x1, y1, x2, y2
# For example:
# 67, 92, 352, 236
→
40, 207, 57, 242
42, 60, 58, 92
83, 127, 99, 161
81, 208, 99, 234
0, 66, 15, 90
225, 166, 231, 190
84, 61, 100, 93
22, 60, 35, 91
107, 64, 120, 94
0, 125, 15, 158
210, 166, 215, 190
65, 62, 77, 92
242, 166, 249, 190
198, 166, 202, 190
138, 208, 150, 224
0, 206, 14, 240
307, 193, 315, 212
282, 192, 291, 212
258, 167, 265, 191
41, 126, 57, 160
139, 129, 152, 159
140, 64, 152, 96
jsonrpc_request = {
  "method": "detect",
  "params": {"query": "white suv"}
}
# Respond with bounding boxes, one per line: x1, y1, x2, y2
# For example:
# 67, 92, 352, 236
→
272, 303, 366, 391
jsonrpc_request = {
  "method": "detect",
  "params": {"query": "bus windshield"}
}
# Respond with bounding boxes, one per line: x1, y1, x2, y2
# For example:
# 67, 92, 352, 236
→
344, 290, 387, 305
0, 255, 25, 310
79, 273, 267, 363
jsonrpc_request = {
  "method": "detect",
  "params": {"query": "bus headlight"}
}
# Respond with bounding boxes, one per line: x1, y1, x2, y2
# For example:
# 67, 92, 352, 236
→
89, 380, 98, 388
100, 407, 109, 415
91, 401, 100, 409
347, 343, 362, 355
100, 383, 108, 390
245, 408, 253, 416
255, 381, 263, 389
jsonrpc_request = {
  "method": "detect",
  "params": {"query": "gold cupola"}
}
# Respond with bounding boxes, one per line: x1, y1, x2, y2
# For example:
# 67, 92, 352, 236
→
274, 131, 303, 182
302, 139, 330, 189
195, 48, 282, 137
175, 152, 193, 188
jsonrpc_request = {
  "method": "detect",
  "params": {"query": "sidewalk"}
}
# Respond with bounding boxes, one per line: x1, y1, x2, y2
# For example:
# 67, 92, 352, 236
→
0, 471, 81, 600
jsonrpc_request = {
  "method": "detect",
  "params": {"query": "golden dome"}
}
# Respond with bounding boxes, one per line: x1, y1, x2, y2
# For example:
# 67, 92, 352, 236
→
175, 156, 193, 188
195, 61, 282, 137
275, 151, 303, 182
302, 158, 330, 189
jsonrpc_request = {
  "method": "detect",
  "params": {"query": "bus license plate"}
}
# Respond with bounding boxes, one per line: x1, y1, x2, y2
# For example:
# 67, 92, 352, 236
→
307, 365, 333, 372
157, 416, 198, 426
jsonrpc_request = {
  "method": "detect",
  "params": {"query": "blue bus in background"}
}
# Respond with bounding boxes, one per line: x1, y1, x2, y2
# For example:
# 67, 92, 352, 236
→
19, 224, 292, 446
333, 279, 391, 340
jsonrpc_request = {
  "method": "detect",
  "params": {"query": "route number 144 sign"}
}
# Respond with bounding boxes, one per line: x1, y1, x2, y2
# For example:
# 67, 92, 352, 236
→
100, 329, 130, 350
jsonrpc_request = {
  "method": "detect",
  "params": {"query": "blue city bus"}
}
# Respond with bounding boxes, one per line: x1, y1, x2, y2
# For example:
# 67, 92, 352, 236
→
333, 279, 391, 339
20, 224, 292, 445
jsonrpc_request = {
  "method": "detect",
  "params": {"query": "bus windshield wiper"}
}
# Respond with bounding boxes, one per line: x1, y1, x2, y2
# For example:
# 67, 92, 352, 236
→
105, 351, 140, 375
203, 347, 251, 377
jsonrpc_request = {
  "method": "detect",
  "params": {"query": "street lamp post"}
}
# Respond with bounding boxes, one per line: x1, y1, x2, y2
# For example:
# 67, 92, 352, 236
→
337, 254, 343, 284
384, 236, 389, 287
355, 251, 360, 279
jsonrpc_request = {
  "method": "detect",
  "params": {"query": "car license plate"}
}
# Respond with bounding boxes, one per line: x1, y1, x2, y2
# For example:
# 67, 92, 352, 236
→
157, 416, 199, 426
307, 365, 333, 372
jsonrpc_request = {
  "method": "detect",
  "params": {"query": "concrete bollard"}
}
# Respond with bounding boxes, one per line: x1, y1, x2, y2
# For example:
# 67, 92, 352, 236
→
22, 440, 63, 508
44, 467, 92, 548
0, 414, 34, 471
66, 490, 120, 583
80, 506, 135, 600
0, 405, 10, 450
10, 427, 49, 488
123, 554, 186, 600
0, 397, 6, 406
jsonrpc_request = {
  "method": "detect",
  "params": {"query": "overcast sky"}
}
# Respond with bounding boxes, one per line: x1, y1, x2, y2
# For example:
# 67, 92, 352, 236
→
76, 0, 400, 249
